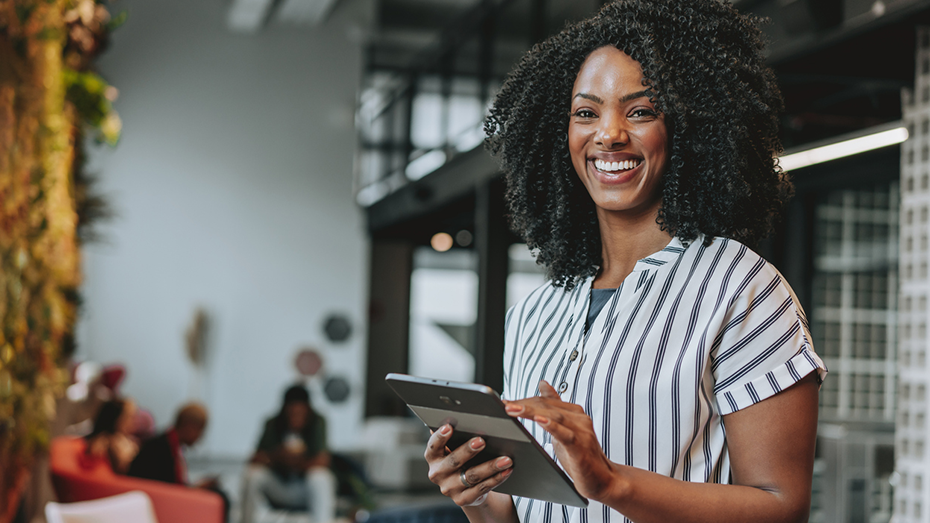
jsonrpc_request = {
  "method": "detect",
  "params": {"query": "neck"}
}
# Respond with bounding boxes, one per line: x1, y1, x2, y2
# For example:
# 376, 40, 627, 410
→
593, 202, 673, 289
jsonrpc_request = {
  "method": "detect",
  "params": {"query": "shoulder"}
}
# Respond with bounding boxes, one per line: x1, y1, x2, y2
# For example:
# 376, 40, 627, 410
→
693, 237, 796, 296
678, 236, 806, 323
507, 278, 578, 318
138, 432, 170, 452
685, 235, 760, 267
505, 279, 567, 330
260, 417, 278, 436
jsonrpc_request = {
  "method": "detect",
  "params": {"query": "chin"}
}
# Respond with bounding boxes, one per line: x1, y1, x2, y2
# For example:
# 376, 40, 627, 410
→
592, 196, 661, 216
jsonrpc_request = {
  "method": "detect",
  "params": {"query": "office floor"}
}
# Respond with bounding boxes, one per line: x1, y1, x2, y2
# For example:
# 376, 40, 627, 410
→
188, 457, 453, 523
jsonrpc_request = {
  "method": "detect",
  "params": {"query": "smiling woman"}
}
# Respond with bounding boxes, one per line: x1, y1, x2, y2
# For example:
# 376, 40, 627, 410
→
422, 1, 828, 523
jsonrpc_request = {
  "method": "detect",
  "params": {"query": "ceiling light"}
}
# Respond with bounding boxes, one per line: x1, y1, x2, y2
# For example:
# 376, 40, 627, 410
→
779, 125, 908, 171
431, 233, 453, 252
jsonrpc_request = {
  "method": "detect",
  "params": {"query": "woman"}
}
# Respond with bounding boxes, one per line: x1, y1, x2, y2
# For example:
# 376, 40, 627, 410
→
240, 384, 335, 523
424, 1, 827, 522
83, 398, 139, 474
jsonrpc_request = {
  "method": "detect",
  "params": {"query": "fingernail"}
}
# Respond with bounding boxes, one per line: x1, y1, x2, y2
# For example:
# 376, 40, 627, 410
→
470, 438, 485, 450
496, 457, 512, 469
439, 424, 451, 435
505, 404, 523, 414
534, 415, 549, 425
501, 468, 513, 478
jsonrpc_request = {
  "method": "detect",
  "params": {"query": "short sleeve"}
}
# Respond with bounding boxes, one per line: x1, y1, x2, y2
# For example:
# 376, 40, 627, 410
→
256, 419, 278, 453
314, 415, 328, 454
712, 264, 828, 416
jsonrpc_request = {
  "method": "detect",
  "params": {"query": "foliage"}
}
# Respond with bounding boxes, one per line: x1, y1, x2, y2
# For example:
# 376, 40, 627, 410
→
0, 0, 119, 518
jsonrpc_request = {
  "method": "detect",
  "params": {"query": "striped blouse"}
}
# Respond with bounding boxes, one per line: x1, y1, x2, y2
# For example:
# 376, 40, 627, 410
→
502, 236, 827, 523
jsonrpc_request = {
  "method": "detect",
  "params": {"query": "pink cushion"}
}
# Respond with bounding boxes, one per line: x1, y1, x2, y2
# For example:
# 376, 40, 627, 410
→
49, 436, 223, 523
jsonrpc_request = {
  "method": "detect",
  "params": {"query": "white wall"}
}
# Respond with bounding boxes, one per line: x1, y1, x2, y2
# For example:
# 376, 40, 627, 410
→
79, 0, 372, 457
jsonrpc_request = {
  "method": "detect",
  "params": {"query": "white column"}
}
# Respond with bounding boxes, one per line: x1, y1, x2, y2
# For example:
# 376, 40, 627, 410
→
895, 26, 930, 523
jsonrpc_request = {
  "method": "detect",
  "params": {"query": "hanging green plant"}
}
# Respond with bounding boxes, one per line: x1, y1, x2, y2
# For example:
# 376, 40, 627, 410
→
0, 0, 121, 519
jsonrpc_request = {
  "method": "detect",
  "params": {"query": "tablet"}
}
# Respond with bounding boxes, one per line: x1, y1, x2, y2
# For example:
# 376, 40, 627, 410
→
385, 373, 588, 508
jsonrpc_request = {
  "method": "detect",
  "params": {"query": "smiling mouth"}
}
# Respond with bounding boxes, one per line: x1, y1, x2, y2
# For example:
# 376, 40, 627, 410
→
593, 158, 642, 175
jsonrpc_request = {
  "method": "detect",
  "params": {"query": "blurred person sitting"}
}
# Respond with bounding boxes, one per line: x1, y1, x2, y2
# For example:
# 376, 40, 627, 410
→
82, 398, 139, 474
240, 384, 336, 523
128, 402, 230, 521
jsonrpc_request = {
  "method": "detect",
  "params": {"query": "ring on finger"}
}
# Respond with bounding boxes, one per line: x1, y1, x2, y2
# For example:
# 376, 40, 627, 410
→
459, 468, 473, 488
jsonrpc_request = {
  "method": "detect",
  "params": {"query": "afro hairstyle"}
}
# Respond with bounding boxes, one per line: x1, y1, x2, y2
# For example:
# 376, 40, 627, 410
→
485, 0, 790, 289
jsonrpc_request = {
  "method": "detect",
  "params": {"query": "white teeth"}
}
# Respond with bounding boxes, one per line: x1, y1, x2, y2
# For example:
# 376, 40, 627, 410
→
594, 159, 640, 173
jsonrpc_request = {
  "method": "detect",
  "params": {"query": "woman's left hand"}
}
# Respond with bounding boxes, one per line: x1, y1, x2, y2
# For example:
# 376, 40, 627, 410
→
504, 381, 619, 503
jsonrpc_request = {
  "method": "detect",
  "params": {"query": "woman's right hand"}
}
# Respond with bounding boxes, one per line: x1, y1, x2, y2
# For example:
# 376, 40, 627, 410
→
425, 424, 514, 507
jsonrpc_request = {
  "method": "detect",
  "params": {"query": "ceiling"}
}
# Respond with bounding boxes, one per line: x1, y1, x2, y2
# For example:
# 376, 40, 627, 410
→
226, 0, 343, 32
359, 0, 930, 148
747, 0, 930, 148
227, 0, 930, 151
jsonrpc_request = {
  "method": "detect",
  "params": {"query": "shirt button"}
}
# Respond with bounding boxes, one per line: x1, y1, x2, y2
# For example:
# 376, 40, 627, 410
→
558, 382, 568, 393
569, 350, 578, 361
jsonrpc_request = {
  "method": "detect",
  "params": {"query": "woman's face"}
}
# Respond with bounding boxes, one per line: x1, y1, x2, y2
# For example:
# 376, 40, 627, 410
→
285, 402, 310, 431
568, 46, 668, 217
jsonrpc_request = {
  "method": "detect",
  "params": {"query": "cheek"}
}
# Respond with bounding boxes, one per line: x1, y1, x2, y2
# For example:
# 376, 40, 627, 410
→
651, 124, 669, 162
567, 128, 587, 169
643, 131, 669, 172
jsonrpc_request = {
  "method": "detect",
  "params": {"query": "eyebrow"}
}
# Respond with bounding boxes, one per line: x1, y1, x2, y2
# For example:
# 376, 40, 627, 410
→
573, 92, 604, 104
620, 90, 650, 103
572, 90, 650, 105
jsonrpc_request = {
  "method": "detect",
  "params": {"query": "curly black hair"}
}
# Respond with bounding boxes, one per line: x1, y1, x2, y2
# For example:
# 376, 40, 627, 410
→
486, 0, 790, 289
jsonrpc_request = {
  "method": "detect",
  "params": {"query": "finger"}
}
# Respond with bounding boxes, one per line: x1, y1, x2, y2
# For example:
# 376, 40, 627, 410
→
504, 401, 527, 417
455, 467, 515, 506
425, 424, 453, 461
505, 396, 556, 420
461, 455, 513, 487
505, 385, 570, 419
440, 436, 487, 474
538, 380, 560, 398
533, 415, 576, 445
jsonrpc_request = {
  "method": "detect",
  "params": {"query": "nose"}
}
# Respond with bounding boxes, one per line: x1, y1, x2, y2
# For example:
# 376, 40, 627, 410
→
595, 113, 628, 148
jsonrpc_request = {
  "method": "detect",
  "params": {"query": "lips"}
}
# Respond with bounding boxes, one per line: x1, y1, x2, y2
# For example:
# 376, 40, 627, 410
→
587, 154, 643, 186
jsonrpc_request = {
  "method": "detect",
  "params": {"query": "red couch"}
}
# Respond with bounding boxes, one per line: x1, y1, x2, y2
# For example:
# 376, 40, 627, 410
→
49, 436, 224, 523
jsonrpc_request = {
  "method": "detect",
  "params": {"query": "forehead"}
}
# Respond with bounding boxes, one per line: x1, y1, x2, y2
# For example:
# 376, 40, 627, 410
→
572, 46, 646, 96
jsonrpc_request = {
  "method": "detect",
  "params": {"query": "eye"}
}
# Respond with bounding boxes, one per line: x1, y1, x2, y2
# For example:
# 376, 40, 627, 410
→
630, 108, 658, 119
571, 109, 597, 119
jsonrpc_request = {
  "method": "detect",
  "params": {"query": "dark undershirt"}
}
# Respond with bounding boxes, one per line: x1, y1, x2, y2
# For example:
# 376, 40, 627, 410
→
586, 287, 617, 333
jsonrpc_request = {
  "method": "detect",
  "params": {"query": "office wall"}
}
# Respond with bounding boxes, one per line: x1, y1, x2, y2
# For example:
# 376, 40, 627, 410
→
78, 0, 371, 456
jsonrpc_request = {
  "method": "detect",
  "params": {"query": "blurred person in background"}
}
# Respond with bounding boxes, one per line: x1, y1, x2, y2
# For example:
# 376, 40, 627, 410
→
82, 398, 139, 474
129, 402, 230, 521
240, 384, 336, 523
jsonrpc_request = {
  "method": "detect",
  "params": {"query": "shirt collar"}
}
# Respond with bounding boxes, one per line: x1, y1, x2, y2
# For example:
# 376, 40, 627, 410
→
632, 236, 688, 271
576, 235, 693, 306
588, 236, 690, 280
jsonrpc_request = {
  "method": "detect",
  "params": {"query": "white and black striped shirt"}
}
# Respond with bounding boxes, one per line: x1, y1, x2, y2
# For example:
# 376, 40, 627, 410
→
503, 236, 827, 523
